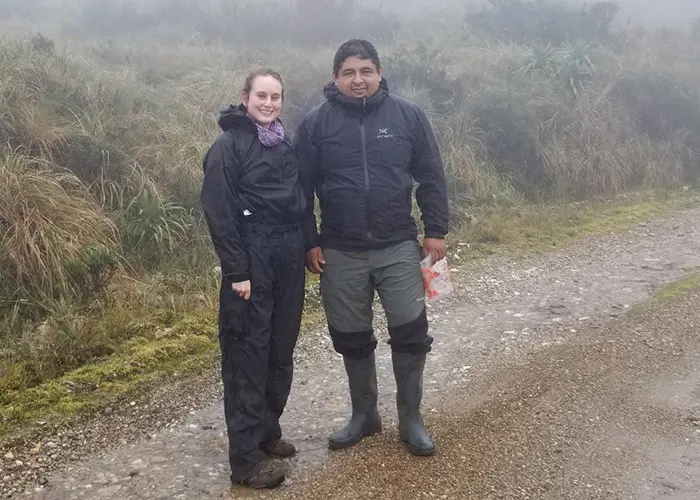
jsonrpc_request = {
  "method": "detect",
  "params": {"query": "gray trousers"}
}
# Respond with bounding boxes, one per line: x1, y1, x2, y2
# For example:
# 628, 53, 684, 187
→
320, 240, 432, 358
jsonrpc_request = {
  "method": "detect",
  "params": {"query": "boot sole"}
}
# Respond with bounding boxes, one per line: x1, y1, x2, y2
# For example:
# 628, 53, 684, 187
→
260, 446, 297, 458
243, 475, 285, 489
401, 434, 436, 456
405, 442, 436, 456
328, 430, 381, 450
328, 418, 383, 450
262, 450, 296, 458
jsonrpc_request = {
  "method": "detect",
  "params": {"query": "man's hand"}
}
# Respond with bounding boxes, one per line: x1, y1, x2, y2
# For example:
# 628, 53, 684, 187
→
306, 247, 326, 274
232, 280, 251, 301
422, 238, 447, 264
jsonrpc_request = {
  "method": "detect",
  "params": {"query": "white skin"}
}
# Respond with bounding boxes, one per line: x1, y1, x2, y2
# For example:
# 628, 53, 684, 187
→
233, 74, 285, 300
242, 74, 283, 128
306, 57, 446, 274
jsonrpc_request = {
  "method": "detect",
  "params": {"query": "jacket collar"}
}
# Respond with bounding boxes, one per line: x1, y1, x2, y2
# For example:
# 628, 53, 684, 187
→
217, 103, 288, 141
217, 103, 256, 132
323, 78, 390, 114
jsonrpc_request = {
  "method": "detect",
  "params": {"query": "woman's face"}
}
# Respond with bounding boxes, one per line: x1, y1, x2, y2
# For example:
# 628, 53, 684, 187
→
242, 75, 283, 128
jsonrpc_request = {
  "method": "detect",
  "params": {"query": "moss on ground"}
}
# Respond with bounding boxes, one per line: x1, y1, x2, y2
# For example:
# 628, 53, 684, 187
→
625, 271, 700, 319
0, 316, 218, 440
653, 272, 700, 303
0, 334, 218, 440
0, 299, 326, 442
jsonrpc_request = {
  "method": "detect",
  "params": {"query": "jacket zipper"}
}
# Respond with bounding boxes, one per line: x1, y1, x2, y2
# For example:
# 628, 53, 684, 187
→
360, 97, 372, 241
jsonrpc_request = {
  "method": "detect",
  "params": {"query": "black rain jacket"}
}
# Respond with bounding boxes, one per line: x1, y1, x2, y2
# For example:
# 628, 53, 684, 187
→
295, 78, 449, 252
200, 104, 305, 282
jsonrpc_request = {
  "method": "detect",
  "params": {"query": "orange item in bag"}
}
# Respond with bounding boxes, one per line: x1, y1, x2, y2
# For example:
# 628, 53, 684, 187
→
420, 256, 454, 302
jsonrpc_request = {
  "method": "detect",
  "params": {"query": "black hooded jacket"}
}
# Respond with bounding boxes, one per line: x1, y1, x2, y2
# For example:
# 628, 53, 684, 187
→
200, 104, 305, 282
295, 78, 449, 252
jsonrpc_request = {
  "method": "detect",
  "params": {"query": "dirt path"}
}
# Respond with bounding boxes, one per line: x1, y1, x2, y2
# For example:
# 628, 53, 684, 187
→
259, 282, 700, 500
19, 207, 700, 499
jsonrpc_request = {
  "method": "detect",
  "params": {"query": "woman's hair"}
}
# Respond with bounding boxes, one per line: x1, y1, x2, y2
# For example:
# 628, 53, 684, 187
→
242, 67, 284, 99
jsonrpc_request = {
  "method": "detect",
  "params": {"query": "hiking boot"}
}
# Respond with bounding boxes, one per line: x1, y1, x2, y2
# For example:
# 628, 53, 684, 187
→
392, 351, 436, 456
239, 460, 285, 489
260, 438, 296, 458
329, 352, 382, 450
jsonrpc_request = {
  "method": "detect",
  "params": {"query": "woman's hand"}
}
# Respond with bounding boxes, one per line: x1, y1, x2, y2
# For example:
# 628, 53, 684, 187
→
306, 247, 326, 274
232, 280, 251, 300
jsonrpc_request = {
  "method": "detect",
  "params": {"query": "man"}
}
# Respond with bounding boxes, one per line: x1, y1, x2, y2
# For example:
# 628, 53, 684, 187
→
295, 39, 449, 456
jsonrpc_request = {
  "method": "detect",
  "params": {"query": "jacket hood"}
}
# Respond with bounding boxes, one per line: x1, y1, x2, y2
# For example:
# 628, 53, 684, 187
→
323, 77, 390, 113
217, 103, 255, 132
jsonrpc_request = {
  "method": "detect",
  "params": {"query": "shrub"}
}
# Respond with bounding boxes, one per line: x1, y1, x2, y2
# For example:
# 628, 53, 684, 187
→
121, 183, 193, 269
64, 243, 121, 299
608, 73, 700, 150
463, 87, 559, 195
383, 43, 465, 115
0, 151, 120, 305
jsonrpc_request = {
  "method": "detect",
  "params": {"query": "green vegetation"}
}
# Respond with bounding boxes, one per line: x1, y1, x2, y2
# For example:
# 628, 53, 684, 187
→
0, 314, 219, 438
654, 272, 700, 303
2, 0, 700, 439
628, 270, 700, 316
453, 189, 700, 258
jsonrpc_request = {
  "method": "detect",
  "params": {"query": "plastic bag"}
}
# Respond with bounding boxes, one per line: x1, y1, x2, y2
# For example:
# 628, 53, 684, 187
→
420, 255, 454, 302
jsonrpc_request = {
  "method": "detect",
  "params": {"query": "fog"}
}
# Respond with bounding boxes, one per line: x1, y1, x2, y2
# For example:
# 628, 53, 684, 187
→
2, 0, 700, 409
2, 0, 700, 42
551, 0, 699, 26
385, 0, 700, 27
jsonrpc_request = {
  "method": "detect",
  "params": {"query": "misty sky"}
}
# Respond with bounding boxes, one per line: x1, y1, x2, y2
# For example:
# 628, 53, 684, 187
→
378, 0, 700, 28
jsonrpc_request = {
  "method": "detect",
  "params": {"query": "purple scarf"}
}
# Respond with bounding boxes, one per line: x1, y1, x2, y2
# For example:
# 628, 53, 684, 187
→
254, 119, 285, 147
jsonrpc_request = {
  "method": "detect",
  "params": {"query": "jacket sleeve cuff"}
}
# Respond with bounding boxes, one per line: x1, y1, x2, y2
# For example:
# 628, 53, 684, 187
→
304, 232, 321, 252
223, 271, 251, 282
424, 227, 446, 239
304, 242, 320, 252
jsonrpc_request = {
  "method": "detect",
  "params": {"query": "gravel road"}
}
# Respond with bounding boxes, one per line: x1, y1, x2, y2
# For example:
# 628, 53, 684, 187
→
4, 206, 700, 499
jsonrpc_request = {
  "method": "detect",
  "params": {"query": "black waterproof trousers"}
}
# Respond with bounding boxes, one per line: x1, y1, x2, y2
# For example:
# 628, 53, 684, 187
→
217, 222, 305, 483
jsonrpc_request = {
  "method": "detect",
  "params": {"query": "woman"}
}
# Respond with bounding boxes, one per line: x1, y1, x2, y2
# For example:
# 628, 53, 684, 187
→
200, 68, 306, 490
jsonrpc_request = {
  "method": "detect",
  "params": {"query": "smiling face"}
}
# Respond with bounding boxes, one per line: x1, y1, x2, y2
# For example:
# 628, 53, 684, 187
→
333, 56, 382, 99
241, 74, 283, 128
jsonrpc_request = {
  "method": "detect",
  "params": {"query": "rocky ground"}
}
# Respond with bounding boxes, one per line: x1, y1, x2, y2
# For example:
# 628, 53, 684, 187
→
263, 281, 700, 499
4, 206, 700, 499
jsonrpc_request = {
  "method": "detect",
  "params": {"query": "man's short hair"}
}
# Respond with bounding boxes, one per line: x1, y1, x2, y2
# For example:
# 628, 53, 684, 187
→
333, 39, 381, 76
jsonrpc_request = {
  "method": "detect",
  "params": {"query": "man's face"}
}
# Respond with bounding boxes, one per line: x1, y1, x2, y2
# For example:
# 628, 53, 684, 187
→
333, 56, 382, 99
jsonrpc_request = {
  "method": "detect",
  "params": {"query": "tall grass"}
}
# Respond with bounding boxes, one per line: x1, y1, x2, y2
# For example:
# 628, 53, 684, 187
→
0, 151, 119, 303
2, 0, 700, 386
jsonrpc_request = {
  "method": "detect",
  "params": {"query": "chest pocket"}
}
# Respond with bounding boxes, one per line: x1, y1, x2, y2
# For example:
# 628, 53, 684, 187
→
366, 124, 414, 174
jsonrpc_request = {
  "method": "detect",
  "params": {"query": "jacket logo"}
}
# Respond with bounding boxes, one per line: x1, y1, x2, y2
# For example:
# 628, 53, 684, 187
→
376, 128, 394, 139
